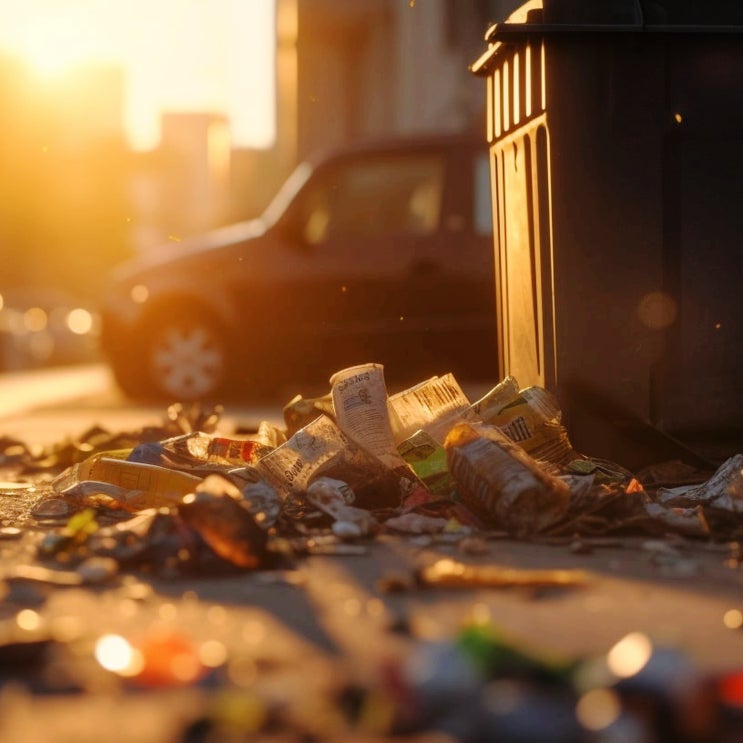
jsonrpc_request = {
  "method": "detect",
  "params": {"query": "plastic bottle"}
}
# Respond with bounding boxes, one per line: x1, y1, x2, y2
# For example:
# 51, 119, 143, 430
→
129, 431, 269, 469
444, 422, 571, 536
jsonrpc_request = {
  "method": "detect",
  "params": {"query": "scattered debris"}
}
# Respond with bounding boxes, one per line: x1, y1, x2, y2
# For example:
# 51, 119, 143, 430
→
1, 364, 742, 740
1, 365, 740, 572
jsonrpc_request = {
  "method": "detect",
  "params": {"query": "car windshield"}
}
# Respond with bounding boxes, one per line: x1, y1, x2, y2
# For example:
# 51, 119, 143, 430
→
260, 161, 313, 229
295, 153, 445, 245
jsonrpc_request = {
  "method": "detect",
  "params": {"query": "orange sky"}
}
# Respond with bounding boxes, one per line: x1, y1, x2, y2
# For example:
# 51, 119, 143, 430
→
0, 0, 276, 150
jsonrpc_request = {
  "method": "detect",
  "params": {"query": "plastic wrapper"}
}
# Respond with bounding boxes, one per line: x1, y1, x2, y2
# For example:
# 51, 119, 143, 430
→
471, 378, 578, 466
468, 375, 520, 420
643, 502, 710, 537
657, 454, 743, 512
444, 422, 571, 536
397, 429, 455, 497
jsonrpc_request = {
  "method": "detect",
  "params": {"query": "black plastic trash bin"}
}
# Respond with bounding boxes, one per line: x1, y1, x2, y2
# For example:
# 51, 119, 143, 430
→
471, 0, 743, 470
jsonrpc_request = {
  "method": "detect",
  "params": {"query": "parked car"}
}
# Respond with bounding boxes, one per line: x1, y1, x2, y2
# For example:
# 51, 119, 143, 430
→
0, 288, 100, 372
100, 133, 499, 401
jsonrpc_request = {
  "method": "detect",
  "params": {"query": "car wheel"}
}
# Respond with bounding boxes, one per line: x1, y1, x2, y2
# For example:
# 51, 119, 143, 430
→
143, 308, 230, 401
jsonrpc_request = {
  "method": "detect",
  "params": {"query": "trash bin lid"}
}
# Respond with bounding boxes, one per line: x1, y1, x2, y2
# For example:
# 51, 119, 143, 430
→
472, 0, 743, 76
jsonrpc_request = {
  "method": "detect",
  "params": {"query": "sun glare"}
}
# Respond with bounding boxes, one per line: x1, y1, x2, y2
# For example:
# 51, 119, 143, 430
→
0, 0, 276, 150
20, 35, 82, 80
5, 2, 129, 78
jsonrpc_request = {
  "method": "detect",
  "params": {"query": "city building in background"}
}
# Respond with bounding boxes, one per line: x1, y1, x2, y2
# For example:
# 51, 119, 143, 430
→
275, 0, 520, 183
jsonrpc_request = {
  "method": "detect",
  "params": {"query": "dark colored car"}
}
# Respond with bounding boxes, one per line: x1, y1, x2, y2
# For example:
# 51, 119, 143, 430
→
100, 134, 498, 401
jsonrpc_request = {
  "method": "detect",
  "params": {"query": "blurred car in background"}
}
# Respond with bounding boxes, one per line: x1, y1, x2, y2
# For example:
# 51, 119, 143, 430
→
100, 133, 498, 401
0, 288, 100, 372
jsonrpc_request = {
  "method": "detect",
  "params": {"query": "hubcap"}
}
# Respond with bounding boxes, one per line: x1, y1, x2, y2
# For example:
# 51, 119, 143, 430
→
150, 323, 225, 399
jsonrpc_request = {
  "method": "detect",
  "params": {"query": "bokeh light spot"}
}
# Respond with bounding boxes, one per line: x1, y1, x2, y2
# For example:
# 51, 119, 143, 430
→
66, 308, 94, 335
576, 688, 621, 731
724, 609, 743, 630
130, 284, 149, 304
606, 631, 652, 678
637, 291, 677, 329
24, 307, 48, 332
95, 634, 144, 676
16, 609, 42, 631
199, 639, 228, 668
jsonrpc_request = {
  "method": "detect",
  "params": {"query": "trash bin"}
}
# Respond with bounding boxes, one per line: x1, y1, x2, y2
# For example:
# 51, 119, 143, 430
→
471, 0, 743, 469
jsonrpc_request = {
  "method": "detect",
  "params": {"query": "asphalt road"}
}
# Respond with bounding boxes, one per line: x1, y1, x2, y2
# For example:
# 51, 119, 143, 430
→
1, 364, 743, 741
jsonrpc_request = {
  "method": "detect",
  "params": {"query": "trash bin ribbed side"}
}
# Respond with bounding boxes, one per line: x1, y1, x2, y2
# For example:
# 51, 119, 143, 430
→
472, 0, 743, 469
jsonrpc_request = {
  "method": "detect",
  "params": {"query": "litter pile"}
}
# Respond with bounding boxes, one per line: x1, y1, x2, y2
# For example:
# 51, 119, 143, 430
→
1, 363, 743, 742
1, 362, 742, 578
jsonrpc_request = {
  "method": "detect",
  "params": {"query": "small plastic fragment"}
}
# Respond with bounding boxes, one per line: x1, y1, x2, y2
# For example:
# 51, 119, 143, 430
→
397, 430, 455, 496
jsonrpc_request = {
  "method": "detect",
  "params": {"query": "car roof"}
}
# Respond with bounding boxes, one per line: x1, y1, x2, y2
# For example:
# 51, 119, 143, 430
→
307, 130, 486, 166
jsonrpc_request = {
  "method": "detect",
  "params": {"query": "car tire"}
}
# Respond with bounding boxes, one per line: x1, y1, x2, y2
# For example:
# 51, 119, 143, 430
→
106, 305, 286, 403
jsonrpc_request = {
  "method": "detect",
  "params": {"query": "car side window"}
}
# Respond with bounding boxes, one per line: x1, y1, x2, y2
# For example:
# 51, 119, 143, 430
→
298, 154, 445, 245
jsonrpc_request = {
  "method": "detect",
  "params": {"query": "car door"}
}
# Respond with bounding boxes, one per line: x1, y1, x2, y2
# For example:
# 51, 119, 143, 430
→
398, 143, 499, 376
262, 147, 453, 373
